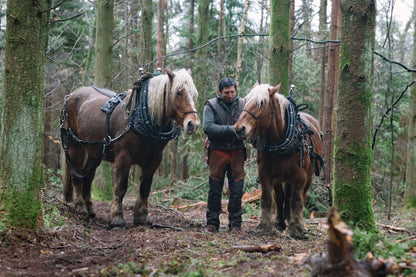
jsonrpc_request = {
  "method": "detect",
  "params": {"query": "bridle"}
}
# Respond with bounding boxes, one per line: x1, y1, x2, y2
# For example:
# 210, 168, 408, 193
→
175, 108, 198, 115
243, 100, 275, 120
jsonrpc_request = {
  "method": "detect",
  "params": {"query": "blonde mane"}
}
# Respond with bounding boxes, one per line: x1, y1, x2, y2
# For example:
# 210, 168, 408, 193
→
147, 69, 198, 126
244, 84, 289, 119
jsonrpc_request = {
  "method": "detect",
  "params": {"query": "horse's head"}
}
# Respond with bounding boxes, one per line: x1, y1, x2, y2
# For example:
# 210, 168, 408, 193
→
235, 83, 287, 142
149, 68, 200, 134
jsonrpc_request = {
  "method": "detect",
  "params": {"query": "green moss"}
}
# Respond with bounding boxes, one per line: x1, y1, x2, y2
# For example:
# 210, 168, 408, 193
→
405, 196, 416, 209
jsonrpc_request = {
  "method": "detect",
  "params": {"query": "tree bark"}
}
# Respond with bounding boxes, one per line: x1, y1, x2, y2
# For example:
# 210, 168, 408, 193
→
216, 0, 224, 84
94, 0, 114, 88
0, 0, 48, 228
333, 0, 377, 231
318, 0, 327, 125
405, 0, 416, 208
195, 0, 211, 110
139, 0, 153, 69
93, 0, 115, 200
187, 0, 195, 69
235, 0, 250, 88
289, 0, 295, 84
269, 0, 290, 93
156, 0, 166, 69
322, 0, 340, 194
256, 0, 267, 83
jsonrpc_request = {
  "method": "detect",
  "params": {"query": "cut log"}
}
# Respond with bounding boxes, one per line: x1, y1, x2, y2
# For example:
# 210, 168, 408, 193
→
242, 189, 262, 203
233, 243, 281, 253
305, 207, 398, 277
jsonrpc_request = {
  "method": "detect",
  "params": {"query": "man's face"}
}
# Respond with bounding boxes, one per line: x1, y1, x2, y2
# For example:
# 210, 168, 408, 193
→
219, 86, 236, 103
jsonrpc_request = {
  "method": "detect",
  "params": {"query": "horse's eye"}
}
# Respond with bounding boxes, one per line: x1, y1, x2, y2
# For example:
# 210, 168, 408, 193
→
176, 91, 182, 96
260, 101, 264, 106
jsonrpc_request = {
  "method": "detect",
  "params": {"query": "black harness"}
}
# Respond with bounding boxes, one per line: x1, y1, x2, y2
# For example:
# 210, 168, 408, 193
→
128, 76, 181, 141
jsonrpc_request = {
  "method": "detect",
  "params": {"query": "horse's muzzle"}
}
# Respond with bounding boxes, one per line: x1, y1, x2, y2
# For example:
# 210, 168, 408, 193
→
184, 119, 200, 134
235, 125, 247, 140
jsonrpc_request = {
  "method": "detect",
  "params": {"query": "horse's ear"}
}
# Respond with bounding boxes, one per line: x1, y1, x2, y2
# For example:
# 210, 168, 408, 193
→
268, 83, 281, 96
166, 68, 175, 81
252, 80, 260, 89
186, 68, 192, 76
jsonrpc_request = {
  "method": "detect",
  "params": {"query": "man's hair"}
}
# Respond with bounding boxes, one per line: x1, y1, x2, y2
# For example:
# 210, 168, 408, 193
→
219, 77, 237, 92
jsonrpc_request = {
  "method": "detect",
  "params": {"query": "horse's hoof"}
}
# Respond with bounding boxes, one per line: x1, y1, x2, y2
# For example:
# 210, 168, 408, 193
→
288, 225, 307, 240
75, 205, 89, 219
275, 222, 287, 231
133, 218, 152, 226
109, 217, 126, 229
256, 224, 273, 235
87, 207, 96, 219
289, 232, 308, 240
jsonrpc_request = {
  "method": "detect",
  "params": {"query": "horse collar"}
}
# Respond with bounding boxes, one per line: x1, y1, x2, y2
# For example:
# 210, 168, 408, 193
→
263, 97, 304, 156
129, 77, 181, 141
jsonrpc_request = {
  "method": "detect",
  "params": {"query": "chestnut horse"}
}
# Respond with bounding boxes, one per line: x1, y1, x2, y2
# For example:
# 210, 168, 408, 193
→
235, 84, 324, 239
61, 69, 200, 228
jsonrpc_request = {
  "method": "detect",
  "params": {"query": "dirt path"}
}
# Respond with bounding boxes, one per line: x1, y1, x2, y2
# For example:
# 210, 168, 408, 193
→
0, 195, 329, 276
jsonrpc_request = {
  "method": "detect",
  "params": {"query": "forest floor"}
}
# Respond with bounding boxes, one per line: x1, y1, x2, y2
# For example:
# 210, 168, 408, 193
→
0, 181, 415, 276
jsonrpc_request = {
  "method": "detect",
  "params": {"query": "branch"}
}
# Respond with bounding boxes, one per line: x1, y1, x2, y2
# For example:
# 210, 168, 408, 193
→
374, 51, 416, 72
372, 79, 416, 150
48, 12, 85, 24
41, 0, 66, 13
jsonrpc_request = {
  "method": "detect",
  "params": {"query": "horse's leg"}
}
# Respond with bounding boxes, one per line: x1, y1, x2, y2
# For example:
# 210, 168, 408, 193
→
274, 182, 286, 231
257, 176, 274, 233
67, 146, 90, 218
81, 156, 100, 218
109, 159, 130, 229
284, 183, 291, 221
287, 183, 306, 239
133, 168, 155, 226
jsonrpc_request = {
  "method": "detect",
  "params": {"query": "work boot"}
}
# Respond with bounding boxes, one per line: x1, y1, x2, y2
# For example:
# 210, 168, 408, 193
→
205, 224, 219, 233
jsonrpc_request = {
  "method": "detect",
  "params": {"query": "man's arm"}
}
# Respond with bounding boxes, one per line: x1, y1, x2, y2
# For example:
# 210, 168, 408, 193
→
203, 104, 236, 140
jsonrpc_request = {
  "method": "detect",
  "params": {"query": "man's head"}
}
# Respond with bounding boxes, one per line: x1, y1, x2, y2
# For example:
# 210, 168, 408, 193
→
218, 77, 237, 103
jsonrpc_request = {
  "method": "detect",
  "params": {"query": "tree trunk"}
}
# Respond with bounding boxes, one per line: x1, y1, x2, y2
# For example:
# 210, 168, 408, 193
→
235, 0, 250, 88
269, 0, 290, 93
289, 0, 295, 84
301, 0, 312, 58
156, 0, 166, 69
131, 0, 140, 65
93, 0, 115, 201
318, 0, 327, 125
405, 0, 416, 208
187, 0, 195, 69
256, 0, 267, 83
322, 0, 340, 194
140, 0, 153, 69
216, 0, 224, 84
0, 0, 48, 228
333, 0, 377, 231
195, 0, 211, 110
94, 0, 114, 88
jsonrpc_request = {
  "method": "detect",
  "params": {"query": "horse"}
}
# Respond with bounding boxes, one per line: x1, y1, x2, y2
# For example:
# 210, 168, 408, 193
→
60, 68, 200, 228
235, 83, 324, 239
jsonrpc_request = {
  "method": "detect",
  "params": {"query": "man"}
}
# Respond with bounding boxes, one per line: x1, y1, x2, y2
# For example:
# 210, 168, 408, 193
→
203, 77, 245, 233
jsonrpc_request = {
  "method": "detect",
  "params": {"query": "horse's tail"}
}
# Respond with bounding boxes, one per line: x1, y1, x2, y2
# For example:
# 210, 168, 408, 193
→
61, 148, 73, 202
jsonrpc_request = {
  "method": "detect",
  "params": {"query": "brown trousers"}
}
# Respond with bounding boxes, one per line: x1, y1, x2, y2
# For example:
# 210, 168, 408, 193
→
208, 149, 245, 182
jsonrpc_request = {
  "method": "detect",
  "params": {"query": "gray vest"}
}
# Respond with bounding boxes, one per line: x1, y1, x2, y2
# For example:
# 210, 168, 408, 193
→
205, 96, 245, 150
